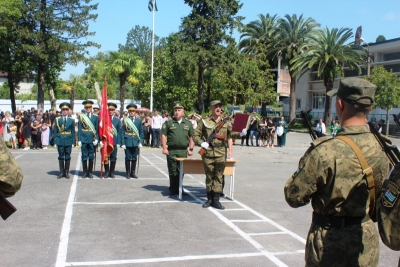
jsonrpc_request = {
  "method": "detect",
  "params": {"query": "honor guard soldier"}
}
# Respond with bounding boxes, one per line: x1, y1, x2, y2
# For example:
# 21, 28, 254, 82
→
53, 102, 75, 178
193, 100, 233, 210
104, 102, 122, 178
78, 100, 99, 178
121, 104, 144, 178
284, 78, 390, 266
161, 102, 195, 195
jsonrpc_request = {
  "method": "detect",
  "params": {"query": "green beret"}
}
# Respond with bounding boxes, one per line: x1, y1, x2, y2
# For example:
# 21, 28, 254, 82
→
327, 77, 377, 106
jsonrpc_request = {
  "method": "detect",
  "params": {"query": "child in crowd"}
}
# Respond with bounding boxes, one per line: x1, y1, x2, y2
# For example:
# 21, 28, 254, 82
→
9, 121, 17, 149
276, 122, 284, 147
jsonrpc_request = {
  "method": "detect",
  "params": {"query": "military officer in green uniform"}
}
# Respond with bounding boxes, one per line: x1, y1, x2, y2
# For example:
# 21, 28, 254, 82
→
121, 104, 144, 179
161, 102, 194, 195
78, 100, 99, 178
53, 102, 75, 178
104, 102, 122, 178
284, 78, 390, 267
193, 100, 233, 210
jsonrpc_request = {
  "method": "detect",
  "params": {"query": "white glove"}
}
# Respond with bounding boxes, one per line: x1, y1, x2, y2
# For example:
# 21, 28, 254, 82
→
72, 145, 74, 148
121, 145, 126, 150
54, 144, 57, 149
201, 142, 209, 149
139, 143, 143, 148
93, 140, 98, 146
78, 141, 82, 147
100, 141, 104, 148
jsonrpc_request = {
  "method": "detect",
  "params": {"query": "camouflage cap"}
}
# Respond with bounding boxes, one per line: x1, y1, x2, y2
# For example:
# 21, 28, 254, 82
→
210, 100, 222, 107
173, 102, 184, 109
327, 77, 377, 106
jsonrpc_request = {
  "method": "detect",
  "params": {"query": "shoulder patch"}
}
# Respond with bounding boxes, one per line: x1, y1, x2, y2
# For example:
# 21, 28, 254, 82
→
311, 136, 333, 147
202, 119, 214, 129
382, 180, 400, 208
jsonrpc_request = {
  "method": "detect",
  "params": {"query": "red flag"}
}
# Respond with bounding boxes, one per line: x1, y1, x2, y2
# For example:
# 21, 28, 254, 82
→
99, 78, 114, 174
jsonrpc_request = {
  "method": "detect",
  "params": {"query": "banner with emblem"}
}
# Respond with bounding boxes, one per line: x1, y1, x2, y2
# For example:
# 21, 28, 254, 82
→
99, 78, 114, 170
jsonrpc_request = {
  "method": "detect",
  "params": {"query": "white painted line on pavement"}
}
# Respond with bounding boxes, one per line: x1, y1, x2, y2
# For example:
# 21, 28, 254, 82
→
66, 252, 264, 266
248, 232, 287, 236
231, 219, 268, 222
271, 250, 305, 256
74, 200, 198, 205
55, 153, 81, 267
140, 154, 169, 177
218, 208, 247, 211
14, 154, 24, 159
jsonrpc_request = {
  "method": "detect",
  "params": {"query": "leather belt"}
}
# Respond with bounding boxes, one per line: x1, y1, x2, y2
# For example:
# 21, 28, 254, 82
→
125, 132, 136, 136
82, 129, 92, 132
60, 132, 71, 134
312, 212, 370, 229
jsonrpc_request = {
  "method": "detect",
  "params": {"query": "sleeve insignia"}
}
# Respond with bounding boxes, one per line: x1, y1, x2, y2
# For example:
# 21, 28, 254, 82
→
382, 181, 400, 208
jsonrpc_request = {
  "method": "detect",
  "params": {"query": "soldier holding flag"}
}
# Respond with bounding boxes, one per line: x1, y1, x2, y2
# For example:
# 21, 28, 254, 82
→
121, 104, 144, 179
78, 100, 99, 178
103, 102, 122, 178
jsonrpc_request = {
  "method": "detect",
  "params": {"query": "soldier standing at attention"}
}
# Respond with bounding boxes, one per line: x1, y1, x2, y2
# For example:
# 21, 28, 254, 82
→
284, 77, 389, 267
78, 100, 99, 178
193, 100, 233, 210
104, 102, 122, 178
161, 102, 194, 195
121, 104, 144, 179
54, 103, 75, 178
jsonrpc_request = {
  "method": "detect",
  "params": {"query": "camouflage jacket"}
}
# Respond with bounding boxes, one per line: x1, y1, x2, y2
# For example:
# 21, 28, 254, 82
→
193, 116, 232, 157
285, 125, 389, 221
0, 138, 23, 198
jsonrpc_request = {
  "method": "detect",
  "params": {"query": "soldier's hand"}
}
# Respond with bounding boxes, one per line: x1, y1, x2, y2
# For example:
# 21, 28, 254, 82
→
54, 144, 57, 149
187, 150, 193, 156
139, 143, 143, 148
78, 141, 82, 147
99, 141, 104, 148
93, 140, 98, 146
121, 145, 126, 150
162, 148, 169, 155
201, 142, 209, 149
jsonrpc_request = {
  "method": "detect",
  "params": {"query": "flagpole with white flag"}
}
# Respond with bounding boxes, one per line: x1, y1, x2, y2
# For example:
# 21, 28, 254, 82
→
150, 0, 156, 112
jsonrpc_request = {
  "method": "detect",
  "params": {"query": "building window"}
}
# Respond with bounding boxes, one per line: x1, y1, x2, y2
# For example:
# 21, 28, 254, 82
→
383, 51, 400, 61
296, 99, 301, 109
312, 92, 325, 109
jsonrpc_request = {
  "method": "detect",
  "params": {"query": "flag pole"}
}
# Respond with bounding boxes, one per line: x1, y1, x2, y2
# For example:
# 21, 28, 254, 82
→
150, 0, 155, 112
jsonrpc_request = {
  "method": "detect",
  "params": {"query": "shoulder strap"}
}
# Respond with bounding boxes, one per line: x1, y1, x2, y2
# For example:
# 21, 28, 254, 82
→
336, 136, 375, 217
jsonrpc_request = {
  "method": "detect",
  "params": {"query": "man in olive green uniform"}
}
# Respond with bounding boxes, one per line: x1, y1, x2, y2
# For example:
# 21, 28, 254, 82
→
161, 102, 194, 195
193, 100, 233, 210
284, 78, 390, 267
377, 163, 400, 253
53, 102, 75, 178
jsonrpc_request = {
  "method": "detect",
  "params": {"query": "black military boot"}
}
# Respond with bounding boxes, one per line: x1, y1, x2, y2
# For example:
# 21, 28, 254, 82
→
212, 192, 225, 210
109, 161, 116, 178
64, 159, 71, 179
103, 163, 109, 178
125, 160, 131, 179
88, 160, 94, 178
130, 160, 138, 178
82, 160, 88, 178
58, 160, 65, 178
202, 192, 213, 208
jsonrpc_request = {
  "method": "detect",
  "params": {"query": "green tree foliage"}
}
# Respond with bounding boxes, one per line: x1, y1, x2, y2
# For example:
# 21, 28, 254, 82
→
21, 0, 99, 112
105, 51, 144, 113
180, 0, 244, 113
269, 14, 320, 122
291, 27, 365, 125
376, 35, 386, 43
368, 66, 400, 134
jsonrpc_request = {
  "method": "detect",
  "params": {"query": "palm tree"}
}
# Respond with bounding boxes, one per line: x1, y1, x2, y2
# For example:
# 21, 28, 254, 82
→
270, 14, 320, 123
106, 51, 143, 113
238, 14, 279, 55
291, 27, 365, 125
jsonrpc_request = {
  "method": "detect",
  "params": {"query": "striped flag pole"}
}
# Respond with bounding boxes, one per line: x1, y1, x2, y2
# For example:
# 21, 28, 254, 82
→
149, 0, 157, 111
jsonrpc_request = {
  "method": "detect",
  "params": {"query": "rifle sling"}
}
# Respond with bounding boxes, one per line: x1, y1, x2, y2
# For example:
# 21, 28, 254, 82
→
336, 136, 375, 218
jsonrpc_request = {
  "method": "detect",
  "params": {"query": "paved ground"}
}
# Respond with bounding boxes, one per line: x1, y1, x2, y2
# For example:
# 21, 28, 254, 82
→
2, 132, 399, 267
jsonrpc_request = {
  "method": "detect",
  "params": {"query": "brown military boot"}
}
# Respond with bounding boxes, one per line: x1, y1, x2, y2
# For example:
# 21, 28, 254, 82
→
202, 192, 213, 208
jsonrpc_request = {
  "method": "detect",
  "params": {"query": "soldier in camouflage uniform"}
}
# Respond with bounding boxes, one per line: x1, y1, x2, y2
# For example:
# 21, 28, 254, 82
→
193, 100, 233, 210
161, 102, 194, 195
377, 163, 400, 253
0, 137, 23, 199
284, 78, 390, 267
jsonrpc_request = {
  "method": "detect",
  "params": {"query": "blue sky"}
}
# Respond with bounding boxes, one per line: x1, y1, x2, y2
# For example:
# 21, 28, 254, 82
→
61, 0, 400, 80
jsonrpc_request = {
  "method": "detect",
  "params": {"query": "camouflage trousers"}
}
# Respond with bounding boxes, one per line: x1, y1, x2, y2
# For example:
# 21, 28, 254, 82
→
202, 155, 226, 193
305, 220, 379, 267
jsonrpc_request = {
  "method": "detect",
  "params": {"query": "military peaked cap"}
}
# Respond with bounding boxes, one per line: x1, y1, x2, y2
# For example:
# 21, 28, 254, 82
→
210, 100, 223, 106
59, 102, 71, 110
108, 102, 117, 110
82, 100, 94, 107
173, 102, 184, 109
127, 104, 137, 111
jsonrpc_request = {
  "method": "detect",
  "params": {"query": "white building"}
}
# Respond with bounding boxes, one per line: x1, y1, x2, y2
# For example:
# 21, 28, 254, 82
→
0, 72, 35, 95
284, 37, 400, 124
